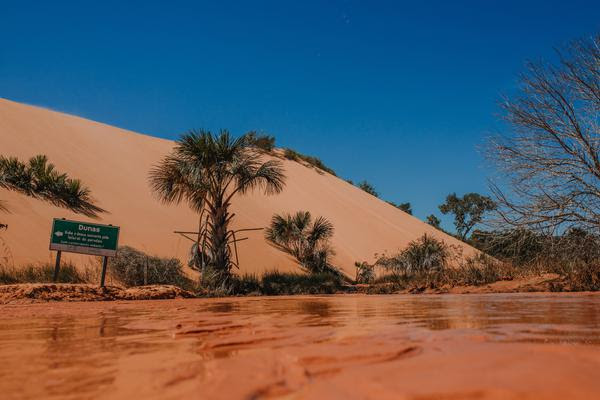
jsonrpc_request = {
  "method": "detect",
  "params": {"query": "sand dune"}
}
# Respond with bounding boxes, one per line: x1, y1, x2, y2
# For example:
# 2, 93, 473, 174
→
0, 98, 477, 276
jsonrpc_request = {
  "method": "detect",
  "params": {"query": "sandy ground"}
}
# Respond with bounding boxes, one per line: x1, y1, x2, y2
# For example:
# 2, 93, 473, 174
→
1, 293, 599, 399
0, 98, 478, 277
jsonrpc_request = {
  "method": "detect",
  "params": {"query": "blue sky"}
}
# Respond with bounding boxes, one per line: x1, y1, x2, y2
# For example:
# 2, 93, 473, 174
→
1, 1, 599, 231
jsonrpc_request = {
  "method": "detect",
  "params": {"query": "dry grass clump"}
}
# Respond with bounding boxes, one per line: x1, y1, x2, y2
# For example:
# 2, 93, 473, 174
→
367, 230, 600, 293
109, 246, 194, 290
0, 262, 88, 284
472, 228, 600, 291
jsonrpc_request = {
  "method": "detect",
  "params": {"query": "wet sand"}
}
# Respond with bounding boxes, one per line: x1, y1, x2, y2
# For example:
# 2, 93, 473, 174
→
1, 293, 600, 399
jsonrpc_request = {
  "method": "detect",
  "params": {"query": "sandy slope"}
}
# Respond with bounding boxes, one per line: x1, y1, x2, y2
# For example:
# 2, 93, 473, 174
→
0, 98, 477, 276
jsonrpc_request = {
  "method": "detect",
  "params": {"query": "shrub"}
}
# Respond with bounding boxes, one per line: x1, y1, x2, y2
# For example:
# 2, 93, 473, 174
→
265, 211, 339, 275
109, 246, 193, 289
282, 148, 336, 176
283, 148, 299, 161
357, 181, 378, 197
228, 274, 262, 295
377, 234, 449, 276
246, 132, 276, 152
354, 261, 374, 284
445, 254, 509, 286
387, 201, 412, 215
260, 271, 343, 295
0, 262, 87, 284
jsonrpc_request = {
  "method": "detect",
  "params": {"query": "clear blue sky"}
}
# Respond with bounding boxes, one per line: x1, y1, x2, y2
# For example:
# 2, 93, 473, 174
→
1, 1, 599, 231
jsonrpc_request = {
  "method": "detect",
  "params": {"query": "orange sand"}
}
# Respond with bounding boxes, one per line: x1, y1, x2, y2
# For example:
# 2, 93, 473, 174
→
0, 98, 477, 276
1, 293, 599, 399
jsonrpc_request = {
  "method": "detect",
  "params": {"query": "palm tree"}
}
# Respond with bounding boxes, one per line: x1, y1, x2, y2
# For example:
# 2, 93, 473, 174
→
149, 130, 286, 285
265, 211, 337, 274
0, 155, 105, 228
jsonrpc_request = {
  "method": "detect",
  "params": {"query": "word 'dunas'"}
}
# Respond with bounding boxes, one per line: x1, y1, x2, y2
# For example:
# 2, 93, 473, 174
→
61, 225, 109, 244
79, 224, 100, 233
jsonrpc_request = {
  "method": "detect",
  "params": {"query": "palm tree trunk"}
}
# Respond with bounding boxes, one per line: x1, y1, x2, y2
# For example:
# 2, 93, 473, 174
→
209, 196, 230, 279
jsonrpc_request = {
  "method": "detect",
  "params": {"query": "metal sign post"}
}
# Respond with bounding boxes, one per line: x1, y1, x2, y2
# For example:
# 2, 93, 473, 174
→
53, 250, 62, 282
100, 256, 109, 287
49, 219, 120, 286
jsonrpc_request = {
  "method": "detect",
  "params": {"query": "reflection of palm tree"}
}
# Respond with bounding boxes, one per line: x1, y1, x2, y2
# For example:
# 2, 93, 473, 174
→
265, 211, 337, 274
0, 155, 105, 228
149, 130, 286, 286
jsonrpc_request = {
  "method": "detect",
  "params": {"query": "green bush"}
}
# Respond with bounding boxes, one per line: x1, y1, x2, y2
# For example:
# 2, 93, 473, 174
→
246, 132, 276, 152
228, 274, 262, 295
260, 271, 344, 295
109, 246, 194, 290
283, 148, 299, 161
357, 181, 378, 197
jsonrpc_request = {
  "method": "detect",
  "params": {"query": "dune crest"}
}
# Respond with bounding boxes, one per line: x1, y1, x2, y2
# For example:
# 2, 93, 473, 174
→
0, 98, 477, 276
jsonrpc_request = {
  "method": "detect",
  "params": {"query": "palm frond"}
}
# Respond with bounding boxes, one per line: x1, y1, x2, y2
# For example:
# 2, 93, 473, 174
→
265, 210, 337, 274
309, 216, 334, 243
0, 154, 104, 217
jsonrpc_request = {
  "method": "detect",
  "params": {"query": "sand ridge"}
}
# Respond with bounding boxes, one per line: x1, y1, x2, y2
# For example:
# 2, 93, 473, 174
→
0, 98, 478, 276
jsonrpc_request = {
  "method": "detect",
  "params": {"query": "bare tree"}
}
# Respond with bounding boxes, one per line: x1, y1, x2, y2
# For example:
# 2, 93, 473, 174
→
488, 34, 600, 233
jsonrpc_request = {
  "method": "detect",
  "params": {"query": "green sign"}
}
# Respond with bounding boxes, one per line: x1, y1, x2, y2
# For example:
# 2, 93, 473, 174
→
49, 219, 120, 257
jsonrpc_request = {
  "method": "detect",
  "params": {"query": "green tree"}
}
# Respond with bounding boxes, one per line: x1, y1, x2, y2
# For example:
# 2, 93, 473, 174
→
0, 155, 104, 228
265, 211, 336, 274
358, 180, 378, 197
149, 130, 286, 285
439, 193, 496, 240
388, 201, 412, 215
426, 214, 441, 229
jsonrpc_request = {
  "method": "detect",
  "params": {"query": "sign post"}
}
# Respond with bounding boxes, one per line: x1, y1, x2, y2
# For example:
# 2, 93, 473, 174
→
53, 250, 62, 282
49, 219, 120, 287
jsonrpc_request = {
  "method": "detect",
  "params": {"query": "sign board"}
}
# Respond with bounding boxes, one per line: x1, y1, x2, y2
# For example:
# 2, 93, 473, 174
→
49, 219, 120, 257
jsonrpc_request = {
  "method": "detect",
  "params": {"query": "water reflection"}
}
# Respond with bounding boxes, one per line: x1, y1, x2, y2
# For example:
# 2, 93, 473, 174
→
1, 293, 600, 399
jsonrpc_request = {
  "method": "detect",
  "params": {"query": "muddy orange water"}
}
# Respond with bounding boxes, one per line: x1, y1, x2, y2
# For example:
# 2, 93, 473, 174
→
2, 294, 600, 399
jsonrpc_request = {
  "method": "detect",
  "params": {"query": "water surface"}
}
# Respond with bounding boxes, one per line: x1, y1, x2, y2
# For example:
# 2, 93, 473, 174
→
2, 293, 600, 399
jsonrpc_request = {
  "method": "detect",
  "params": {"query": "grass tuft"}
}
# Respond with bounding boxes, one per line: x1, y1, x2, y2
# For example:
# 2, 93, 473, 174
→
0, 263, 88, 284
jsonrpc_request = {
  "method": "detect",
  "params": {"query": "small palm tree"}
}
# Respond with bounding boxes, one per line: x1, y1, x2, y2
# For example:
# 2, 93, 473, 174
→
377, 234, 449, 276
265, 211, 337, 274
149, 130, 286, 285
0, 155, 104, 227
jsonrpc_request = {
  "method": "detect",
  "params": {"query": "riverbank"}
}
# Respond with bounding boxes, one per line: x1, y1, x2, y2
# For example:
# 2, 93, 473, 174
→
0, 283, 195, 304
0, 273, 567, 304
